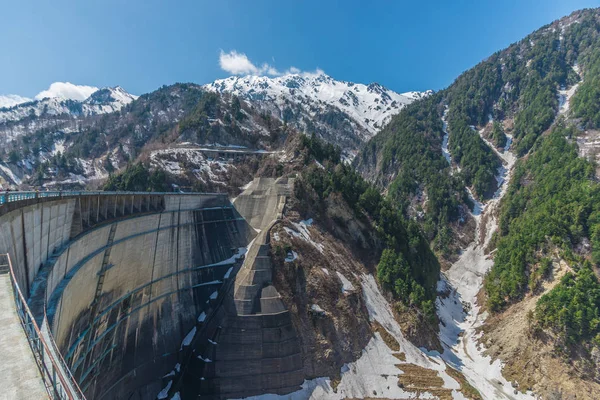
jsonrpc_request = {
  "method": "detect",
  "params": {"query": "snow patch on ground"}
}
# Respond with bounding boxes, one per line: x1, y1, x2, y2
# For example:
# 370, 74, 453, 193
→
310, 304, 325, 313
285, 250, 298, 262
336, 271, 355, 293
241, 180, 254, 190
0, 164, 22, 185
474, 125, 516, 166
163, 363, 181, 378
207, 246, 248, 267
198, 312, 206, 323
51, 139, 66, 156
466, 188, 483, 217
504, 133, 513, 153
558, 82, 580, 115
442, 107, 453, 167
284, 218, 325, 253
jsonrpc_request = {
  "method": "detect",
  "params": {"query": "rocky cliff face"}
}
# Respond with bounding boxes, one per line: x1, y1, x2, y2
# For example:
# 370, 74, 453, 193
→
269, 196, 378, 381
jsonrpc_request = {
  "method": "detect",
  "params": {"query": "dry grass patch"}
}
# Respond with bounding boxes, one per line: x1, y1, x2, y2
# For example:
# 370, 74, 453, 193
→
393, 352, 406, 362
397, 363, 445, 389
371, 320, 400, 351
330, 377, 341, 392
445, 366, 483, 400
396, 363, 455, 399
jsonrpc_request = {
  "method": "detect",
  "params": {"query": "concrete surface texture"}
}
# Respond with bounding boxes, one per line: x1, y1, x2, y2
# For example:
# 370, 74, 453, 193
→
51, 200, 252, 399
0, 192, 255, 400
0, 274, 48, 400
233, 176, 292, 231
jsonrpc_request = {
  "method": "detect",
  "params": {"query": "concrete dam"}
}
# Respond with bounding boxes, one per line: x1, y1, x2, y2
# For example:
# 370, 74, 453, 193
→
0, 178, 303, 400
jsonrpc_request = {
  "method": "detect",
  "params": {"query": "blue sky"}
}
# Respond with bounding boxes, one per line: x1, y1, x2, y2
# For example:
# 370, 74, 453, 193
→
1, 0, 599, 97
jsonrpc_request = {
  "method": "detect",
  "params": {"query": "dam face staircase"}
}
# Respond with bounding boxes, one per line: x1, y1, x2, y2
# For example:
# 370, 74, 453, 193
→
179, 177, 305, 399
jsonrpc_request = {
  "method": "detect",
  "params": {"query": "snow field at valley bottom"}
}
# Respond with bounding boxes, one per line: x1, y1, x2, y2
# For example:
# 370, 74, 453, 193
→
435, 123, 536, 400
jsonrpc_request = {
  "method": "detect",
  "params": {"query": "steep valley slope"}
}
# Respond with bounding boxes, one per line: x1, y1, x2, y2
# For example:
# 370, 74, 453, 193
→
353, 7, 600, 400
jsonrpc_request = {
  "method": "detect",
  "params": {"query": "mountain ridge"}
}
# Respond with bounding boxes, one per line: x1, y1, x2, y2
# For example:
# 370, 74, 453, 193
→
0, 85, 138, 124
205, 72, 431, 153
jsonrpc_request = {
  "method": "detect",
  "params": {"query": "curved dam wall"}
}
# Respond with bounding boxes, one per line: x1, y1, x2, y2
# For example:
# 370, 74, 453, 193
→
0, 193, 255, 400
0, 197, 76, 298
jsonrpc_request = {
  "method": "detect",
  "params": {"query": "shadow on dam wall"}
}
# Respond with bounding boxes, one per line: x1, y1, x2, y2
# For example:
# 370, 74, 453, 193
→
0, 192, 256, 399
173, 177, 305, 399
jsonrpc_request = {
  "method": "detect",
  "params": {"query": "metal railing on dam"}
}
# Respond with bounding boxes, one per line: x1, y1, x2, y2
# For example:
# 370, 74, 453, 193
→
1, 253, 85, 399
0, 190, 223, 206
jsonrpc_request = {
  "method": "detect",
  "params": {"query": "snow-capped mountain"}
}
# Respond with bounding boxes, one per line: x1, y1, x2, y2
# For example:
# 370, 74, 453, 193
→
205, 72, 431, 151
0, 83, 289, 189
0, 86, 138, 125
0, 73, 426, 188
0, 94, 32, 109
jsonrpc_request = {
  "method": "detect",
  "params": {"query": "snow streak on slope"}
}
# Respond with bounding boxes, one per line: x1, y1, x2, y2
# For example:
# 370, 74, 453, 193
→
558, 65, 581, 116
558, 83, 580, 115
436, 124, 535, 400
205, 72, 431, 139
441, 107, 462, 173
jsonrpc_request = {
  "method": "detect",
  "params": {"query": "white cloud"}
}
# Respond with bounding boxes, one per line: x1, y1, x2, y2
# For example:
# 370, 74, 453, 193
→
298, 68, 326, 77
35, 82, 98, 101
219, 50, 263, 75
219, 50, 321, 77
264, 64, 281, 76
0, 94, 32, 109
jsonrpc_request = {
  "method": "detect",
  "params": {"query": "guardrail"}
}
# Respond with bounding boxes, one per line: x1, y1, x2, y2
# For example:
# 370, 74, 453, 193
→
0, 190, 227, 206
1, 253, 85, 399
